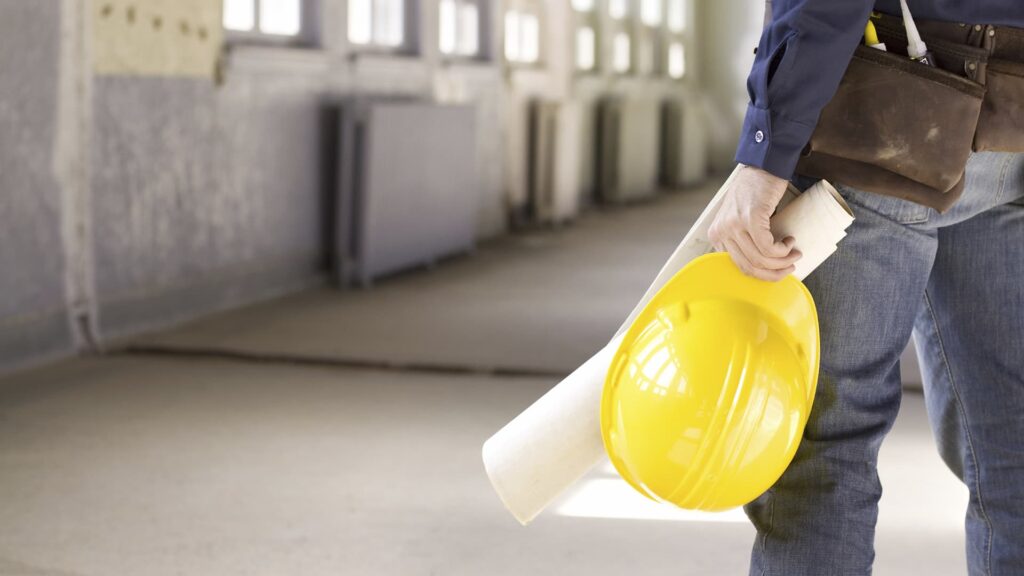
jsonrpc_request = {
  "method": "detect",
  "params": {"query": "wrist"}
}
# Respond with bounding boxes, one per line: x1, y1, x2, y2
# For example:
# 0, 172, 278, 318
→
738, 163, 789, 198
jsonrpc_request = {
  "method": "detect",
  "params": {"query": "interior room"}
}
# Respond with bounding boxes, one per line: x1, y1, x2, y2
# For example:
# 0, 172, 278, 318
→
0, 1, 975, 574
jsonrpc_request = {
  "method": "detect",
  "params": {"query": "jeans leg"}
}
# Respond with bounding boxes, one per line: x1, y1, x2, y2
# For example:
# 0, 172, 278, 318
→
913, 198, 1024, 576
746, 186, 937, 576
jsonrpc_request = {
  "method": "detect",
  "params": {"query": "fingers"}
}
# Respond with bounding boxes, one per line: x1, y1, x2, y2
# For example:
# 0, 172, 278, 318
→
734, 231, 802, 271
705, 167, 803, 282
750, 225, 796, 260
723, 237, 795, 281
710, 216, 801, 281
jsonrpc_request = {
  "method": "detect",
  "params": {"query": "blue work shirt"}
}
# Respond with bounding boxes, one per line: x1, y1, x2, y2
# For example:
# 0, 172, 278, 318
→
736, 0, 1024, 180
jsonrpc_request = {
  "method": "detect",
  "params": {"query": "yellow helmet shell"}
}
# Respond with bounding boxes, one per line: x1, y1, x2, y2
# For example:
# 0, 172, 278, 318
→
602, 253, 820, 511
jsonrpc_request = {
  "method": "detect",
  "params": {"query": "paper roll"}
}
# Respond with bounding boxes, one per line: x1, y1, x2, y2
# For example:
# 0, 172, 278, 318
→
772, 180, 854, 280
482, 168, 855, 525
482, 338, 620, 525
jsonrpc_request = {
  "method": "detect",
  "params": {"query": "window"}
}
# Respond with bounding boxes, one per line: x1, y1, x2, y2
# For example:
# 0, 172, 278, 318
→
667, 0, 686, 32
505, 8, 540, 64
576, 27, 596, 71
348, 0, 405, 48
640, 0, 662, 27
668, 41, 685, 78
613, 32, 631, 73
440, 0, 481, 57
664, 0, 685, 79
572, 0, 599, 73
224, 0, 303, 37
609, 0, 629, 20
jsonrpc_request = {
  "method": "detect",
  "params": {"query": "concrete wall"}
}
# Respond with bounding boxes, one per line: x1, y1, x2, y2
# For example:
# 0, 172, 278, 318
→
0, 0, 74, 371
90, 0, 509, 340
91, 68, 331, 339
0, 0, 511, 373
0, 0, 715, 375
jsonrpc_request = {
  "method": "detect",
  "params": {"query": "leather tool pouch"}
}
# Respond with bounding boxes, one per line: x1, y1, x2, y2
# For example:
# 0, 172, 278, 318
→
912, 17, 1024, 153
796, 41, 986, 208
760, 0, 1024, 210
975, 27, 1024, 152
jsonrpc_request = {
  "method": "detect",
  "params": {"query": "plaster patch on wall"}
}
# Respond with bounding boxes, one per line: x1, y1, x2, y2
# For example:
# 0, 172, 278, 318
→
93, 0, 222, 78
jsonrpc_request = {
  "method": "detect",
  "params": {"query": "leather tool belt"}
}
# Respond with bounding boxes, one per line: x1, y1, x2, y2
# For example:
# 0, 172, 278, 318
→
795, 13, 1024, 211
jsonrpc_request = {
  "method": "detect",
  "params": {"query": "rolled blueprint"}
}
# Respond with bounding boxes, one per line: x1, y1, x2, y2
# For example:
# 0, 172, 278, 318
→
482, 167, 855, 525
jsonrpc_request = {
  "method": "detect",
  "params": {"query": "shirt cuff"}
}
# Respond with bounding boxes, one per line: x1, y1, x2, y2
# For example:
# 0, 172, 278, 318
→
734, 104, 817, 180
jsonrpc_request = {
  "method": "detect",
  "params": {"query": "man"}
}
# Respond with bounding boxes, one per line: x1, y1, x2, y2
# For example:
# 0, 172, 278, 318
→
707, 1, 1024, 575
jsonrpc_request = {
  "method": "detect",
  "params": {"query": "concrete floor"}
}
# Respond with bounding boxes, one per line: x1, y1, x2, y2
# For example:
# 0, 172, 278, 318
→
0, 184, 967, 575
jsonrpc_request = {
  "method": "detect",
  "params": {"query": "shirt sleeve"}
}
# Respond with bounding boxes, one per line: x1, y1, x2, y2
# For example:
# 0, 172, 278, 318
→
735, 0, 876, 180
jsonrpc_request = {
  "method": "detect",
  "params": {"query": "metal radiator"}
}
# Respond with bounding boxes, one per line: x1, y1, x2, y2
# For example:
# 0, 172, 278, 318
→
596, 96, 660, 203
660, 98, 709, 189
660, 99, 684, 188
525, 99, 582, 226
335, 99, 478, 287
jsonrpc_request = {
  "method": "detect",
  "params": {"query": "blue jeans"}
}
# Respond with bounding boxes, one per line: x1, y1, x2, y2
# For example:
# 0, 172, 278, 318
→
746, 152, 1024, 575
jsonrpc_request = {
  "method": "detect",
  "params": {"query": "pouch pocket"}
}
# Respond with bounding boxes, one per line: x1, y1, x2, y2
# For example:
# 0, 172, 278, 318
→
872, 18, 990, 82
798, 45, 985, 198
974, 59, 1024, 152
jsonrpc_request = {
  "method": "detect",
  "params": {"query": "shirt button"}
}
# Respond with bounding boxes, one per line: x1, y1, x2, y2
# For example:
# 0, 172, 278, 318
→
754, 130, 765, 143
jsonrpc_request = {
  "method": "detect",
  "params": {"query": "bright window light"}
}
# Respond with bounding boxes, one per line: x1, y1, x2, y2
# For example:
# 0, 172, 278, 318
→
641, 0, 662, 26
506, 9, 540, 64
613, 32, 631, 73
224, 0, 255, 31
668, 0, 686, 32
458, 3, 479, 56
521, 13, 539, 63
609, 0, 629, 20
374, 0, 404, 47
260, 0, 300, 35
348, 0, 372, 44
576, 26, 595, 71
350, 0, 404, 47
505, 11, 521, 61
669, 41, 685, 78
440, 0, 457, 54
557, 478, 750, 523
572, 0, 596, 11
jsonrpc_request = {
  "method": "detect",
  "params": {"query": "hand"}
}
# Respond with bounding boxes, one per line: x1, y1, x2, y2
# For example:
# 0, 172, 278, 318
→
708, 164, 802, 282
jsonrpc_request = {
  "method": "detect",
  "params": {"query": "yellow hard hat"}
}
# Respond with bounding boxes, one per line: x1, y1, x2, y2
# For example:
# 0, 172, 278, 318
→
601, 253, 819, 511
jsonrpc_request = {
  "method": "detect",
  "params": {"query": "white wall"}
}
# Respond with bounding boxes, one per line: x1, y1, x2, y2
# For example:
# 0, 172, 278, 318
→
697, 0, 765, 172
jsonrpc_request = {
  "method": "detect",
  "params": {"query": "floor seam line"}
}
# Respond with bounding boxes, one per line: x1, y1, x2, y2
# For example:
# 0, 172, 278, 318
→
116, 345, 569, 380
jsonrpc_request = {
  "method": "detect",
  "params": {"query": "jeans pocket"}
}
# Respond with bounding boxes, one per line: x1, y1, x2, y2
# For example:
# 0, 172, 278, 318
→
833, 182, 933, 225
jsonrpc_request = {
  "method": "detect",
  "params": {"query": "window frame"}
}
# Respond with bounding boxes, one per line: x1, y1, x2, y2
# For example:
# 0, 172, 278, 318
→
666, 39, 686, 80
346, 0, 420, 56
612, 30, 633, 75
223, 0, 320, 47
666, 0, 686, 34
608, 0, 630, 21
639, 0, 663, 28
572, 0, 599, 74
664, 0, 687, 80
503, 1, 544, 68
607, 0, 637, 75
439, 0, 491, 62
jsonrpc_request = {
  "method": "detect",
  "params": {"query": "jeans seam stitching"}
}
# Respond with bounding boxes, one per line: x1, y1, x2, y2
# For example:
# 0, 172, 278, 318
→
995, 154, 1013, 205
760, 490, 775, 576
924, 289, 993, 575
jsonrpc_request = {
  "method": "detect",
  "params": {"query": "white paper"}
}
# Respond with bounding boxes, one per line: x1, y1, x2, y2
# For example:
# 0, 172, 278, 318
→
482, 168, 854, 525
